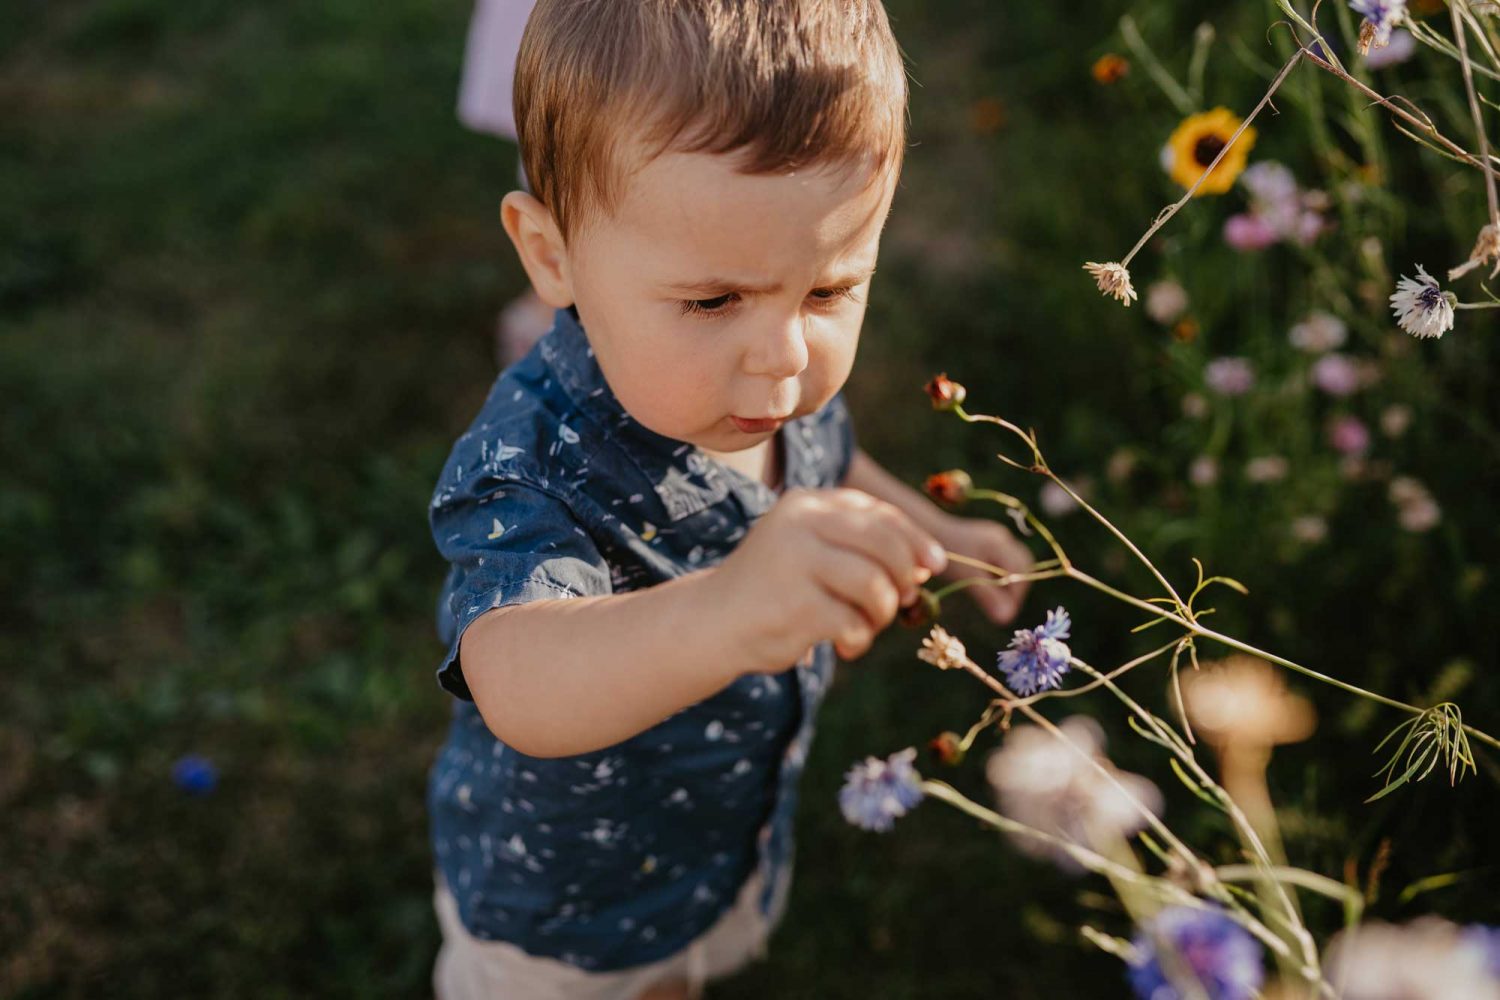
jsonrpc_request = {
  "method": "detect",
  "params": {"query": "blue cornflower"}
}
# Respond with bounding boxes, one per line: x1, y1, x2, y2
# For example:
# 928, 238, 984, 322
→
171, 754, 219, 795
996, 606, 1073, 695
838, 748, 924, 832
1128, 906, 1264, 1000
1350, 0, 1407, 51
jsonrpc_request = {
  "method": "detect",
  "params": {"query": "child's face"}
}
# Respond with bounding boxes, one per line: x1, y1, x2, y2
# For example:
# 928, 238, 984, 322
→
563, 147, 898, 455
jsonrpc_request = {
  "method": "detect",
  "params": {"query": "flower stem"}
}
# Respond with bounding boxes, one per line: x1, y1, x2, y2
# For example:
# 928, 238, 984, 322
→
1453, 0, 1500, 229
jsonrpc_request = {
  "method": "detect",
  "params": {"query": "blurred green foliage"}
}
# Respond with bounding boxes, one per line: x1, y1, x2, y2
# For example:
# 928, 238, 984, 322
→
2, 0, 1496, 996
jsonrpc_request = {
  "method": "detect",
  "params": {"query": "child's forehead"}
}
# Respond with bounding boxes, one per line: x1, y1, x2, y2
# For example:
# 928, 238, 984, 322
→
580, 142, 897, 272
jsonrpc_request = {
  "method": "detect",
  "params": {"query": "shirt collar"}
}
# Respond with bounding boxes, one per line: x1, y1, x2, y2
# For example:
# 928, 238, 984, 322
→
538, 308, 821, 522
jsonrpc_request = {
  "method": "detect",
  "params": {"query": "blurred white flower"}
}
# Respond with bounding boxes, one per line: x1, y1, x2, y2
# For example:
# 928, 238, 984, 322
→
1245, 455, 1289, 483
1291, 515, 1329, 544
1325, 918, 1500, 1000
1182, 655, 1316, 754
1181, 392, 1210, 419
1145, 279, 1189, 325
985, 717, 1163, 872
1390, 265, 1456, 339
1289, 311, 1348, 353
1106, 448, 1138, 484
1190, 455, 1219, 486
1039, 480, 1080, 518
1380, 404, 1413, 438
1389, 476, 1442, 532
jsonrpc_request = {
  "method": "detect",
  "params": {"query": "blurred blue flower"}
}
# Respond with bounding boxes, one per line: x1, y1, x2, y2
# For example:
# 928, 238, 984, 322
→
838, 748, 923, 832
1350, 0, 1407, 51
997, 606, 1072, 695
171, 754, 219, 795
1128, 906, 1264, 1000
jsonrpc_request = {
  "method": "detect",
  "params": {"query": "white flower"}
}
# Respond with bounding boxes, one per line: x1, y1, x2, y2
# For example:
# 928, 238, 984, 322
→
1390, 265, 1456, 339
1083, 261, 1137, 306
984, 717, 1162, 872
1144, 280, 1189, 324
1380, 404, 1413, 438
1324, 918, 1500, 1000
1189, 455, 1219, 487
1181, 393, 1209, 420
917, 626, 967, 671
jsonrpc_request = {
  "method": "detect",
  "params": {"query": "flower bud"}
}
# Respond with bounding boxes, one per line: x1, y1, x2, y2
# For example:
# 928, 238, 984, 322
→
897, 588, 941, 628
924, 373, 967, 411
928, 731, 965, 766
924, 469, 973, 506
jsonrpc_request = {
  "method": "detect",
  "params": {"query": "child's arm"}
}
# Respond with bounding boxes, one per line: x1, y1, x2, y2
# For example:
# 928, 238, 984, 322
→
843, 447, 1033, 624
461, 488, 947, 758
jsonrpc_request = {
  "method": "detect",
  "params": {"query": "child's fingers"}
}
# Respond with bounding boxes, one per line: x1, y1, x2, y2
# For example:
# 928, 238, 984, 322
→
813, 545, 903, 637
817, 492, 947, 588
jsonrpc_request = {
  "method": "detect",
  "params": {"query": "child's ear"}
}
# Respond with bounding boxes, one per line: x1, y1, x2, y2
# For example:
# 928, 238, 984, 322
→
500, 191, 574, 308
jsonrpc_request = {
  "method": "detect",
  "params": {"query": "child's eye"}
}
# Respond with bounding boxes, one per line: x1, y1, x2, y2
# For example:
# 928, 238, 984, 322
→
680, 293, 739, 316
808, 286, 857, 307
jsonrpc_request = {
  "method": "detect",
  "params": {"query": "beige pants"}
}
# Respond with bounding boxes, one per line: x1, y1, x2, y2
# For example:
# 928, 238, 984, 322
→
433, 870, 780, 1000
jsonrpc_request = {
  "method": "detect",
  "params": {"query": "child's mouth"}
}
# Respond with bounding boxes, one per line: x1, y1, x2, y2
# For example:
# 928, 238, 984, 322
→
730, 416, 785, 434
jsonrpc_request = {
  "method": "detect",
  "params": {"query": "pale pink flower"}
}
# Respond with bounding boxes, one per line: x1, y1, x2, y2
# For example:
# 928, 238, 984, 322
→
1311, 353, 1362, 397
1144, 280, 1189, 325
1204, 357, 1255, 397
1380, 404, 1413, 437
1223, 213, 1279, 252
1291, 515, 1329, 543
1181, 393, 1209, 419
1189, 456, 1219, 487
1039, 481, 1080, 518
1289, 311, 1348, 353
1328, 416, 1372, 456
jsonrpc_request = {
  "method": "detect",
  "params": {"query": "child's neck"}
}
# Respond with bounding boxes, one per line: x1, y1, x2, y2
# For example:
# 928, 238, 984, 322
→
706, 435, 782, 491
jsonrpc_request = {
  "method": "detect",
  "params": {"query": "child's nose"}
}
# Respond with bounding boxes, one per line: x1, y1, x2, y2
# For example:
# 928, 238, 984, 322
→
743, 314, 810, 379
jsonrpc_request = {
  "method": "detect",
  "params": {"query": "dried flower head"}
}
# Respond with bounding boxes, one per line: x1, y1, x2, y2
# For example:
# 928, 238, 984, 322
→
918, 625, 967, 671
1449, 223, 1500, 281
1390, 265, 1456, 340
838, 748, 924, 832
1084, 261, 1138, 306
924, 469, 973, 506
924, 372, 967, 410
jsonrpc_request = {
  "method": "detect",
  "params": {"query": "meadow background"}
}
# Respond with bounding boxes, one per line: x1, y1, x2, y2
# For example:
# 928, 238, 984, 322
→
4, 0, 1497, 996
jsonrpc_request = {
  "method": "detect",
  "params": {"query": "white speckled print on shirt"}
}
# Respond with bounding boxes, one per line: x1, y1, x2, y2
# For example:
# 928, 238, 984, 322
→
427, 308, 854, 973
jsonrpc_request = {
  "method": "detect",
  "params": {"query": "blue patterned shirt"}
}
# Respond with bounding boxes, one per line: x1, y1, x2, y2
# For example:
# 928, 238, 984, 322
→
427, 308, 855, 971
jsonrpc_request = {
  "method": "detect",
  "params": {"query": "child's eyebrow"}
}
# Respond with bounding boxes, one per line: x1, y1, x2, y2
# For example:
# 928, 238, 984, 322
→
665, 267, 877, 297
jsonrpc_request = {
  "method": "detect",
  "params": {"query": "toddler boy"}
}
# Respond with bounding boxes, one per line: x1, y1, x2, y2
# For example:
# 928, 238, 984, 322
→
428, 1, 1031, 997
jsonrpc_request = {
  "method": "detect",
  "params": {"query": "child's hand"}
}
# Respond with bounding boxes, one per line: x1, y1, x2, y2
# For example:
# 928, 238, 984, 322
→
931, 515, 1033, 625
711, 488, 949, 667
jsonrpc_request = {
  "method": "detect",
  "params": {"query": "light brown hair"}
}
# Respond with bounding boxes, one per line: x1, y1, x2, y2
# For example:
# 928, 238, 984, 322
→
513, 0, 908, 238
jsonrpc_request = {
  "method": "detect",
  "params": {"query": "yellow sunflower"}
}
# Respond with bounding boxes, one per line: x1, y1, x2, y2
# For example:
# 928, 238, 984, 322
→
1164, 107, 1256, 197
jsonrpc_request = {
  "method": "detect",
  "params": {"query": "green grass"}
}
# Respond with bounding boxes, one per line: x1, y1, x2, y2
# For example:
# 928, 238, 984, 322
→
4, 0, 1498, 996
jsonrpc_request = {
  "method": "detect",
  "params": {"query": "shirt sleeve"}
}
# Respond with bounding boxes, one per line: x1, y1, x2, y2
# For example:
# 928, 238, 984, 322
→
431, 480, 612, 700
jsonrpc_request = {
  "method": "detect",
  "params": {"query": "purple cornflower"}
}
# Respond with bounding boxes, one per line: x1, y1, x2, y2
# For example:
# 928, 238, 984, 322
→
839, 748, 924, 832
1204, 357, 1255, 397
171, 754, 219, 795
997, 607, 1072, 696
1350, 0, 1408, 52
1128, 906, 1265, 1000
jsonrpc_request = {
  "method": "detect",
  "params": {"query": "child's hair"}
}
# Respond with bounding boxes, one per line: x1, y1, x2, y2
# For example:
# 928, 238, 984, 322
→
513, 0, 908, 238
